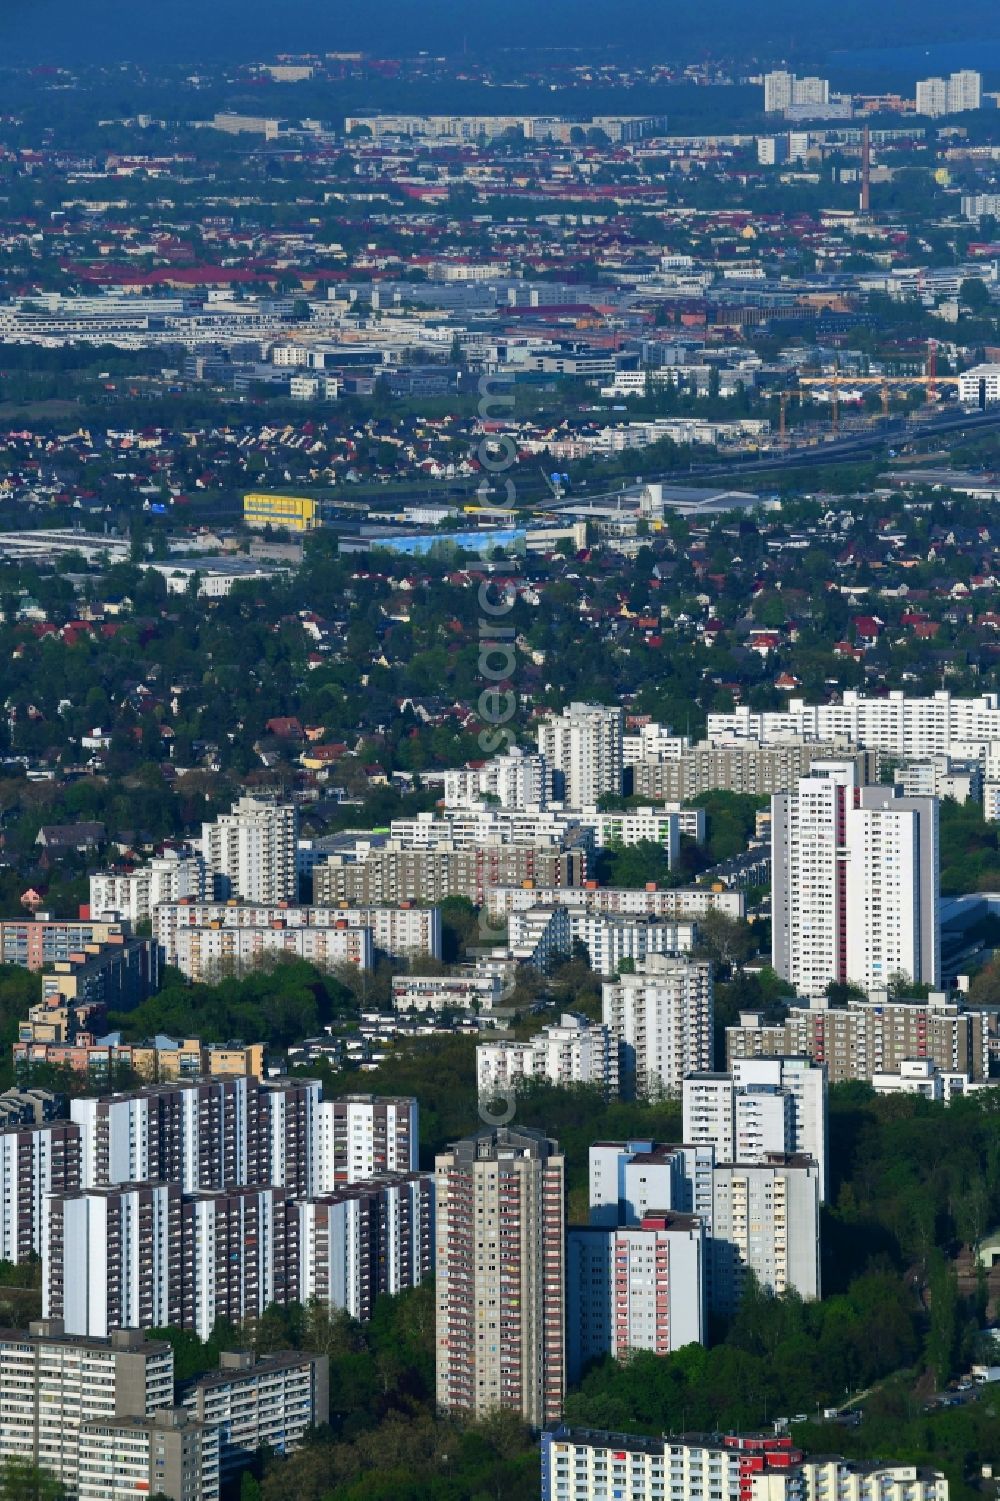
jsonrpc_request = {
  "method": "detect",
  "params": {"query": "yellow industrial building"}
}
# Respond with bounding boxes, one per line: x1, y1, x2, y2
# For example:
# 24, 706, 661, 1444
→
243, 492, 322, 531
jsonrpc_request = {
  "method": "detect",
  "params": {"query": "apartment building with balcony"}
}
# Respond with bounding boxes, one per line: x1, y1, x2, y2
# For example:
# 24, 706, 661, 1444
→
435, 1126, 565, 1426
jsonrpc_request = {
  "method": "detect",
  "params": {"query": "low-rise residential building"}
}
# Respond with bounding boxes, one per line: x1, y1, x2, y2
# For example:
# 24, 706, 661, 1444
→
390, 972, 501, 1013
871, 1056, 993, 1103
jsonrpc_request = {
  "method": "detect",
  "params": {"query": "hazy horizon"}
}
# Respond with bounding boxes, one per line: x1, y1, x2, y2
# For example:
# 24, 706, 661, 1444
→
2, 0, 997, 67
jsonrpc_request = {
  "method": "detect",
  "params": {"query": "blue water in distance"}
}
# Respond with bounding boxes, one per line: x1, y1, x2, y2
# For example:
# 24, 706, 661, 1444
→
831, 40, 1000, 75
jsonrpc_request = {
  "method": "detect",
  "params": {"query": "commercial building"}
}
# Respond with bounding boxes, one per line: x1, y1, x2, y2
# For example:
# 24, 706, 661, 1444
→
315, 1094, 419, 1190
242, 492, 324, 531
477, 1013, 617, 1099
957, 364, 1000, 405
201, 796, 298, 904
726, 992, 989, 1083
710, 1155, 821, 1314
45, 1182, 183, 1338
295, 1173, 433, 1319
0, 1322, 175, 1491
683, 1057, 828, 1199
435, 1126, 565, 1426
180, 1350, 329, 1479
566, 1213, 705, 1379
771, 761, 939, 997
0, 1121, 81, 1262
537, 702, 624, 808
602, 956, 714, 1099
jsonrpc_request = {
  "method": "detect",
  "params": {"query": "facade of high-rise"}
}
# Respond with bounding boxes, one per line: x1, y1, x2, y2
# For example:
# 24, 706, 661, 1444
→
0, 1122, 81, 1262
180, 1350, 329, 1481
710, 1155, 821, 1314
916, 69, 982, 115
181, 1187, 294, 1340
78, 1408, 219, 1501
586, 1139, 819, 1317
506, 904, 695, 976
476, 1013, 617, 1100
763, 70, 830, 113
89, 848, 208, 925
435, 1126, 565, 1426
0, 914, 133, 971
486, 882, 744, 923
683, 1056, 828, 1200
706, 689, 1000, 757
443, 746, 552, 809
45, 1182, 183, 1338
69, 1075, 324, 1195
771, 761, 939, 997
295, 1173, 433, 1320
313, 838, 586, 906
727, 993, 988, 1083
631, 740, 876, 802
566, 1213, 705, 1380
315, 1093, 419, 1191
169, 919, 372, 982
0, 1322, 175, 1492
602, 956, 714, 1099
537, 702, 624, 808
201, 796, 298, 903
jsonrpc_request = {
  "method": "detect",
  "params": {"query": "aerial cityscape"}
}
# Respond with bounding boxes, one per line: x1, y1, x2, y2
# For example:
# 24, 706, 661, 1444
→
3, 3, 1000, 1498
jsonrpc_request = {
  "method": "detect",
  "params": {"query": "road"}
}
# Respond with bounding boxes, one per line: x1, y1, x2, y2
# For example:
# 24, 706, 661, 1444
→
564, 405, 1000, 506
